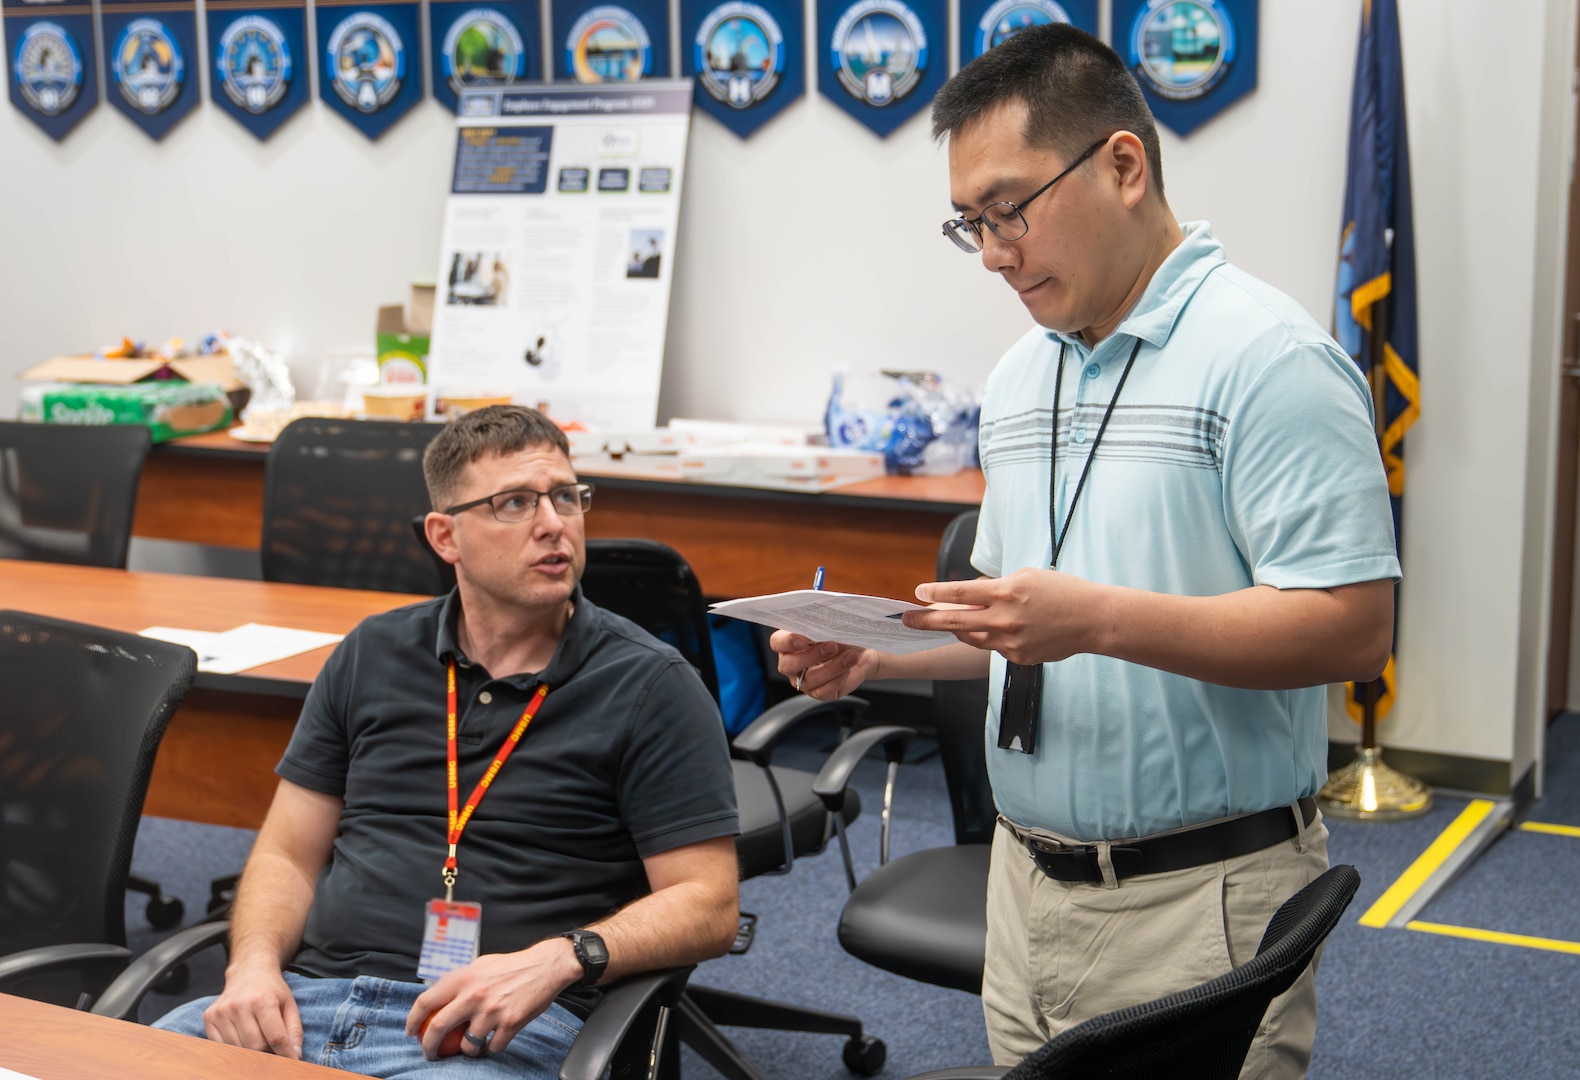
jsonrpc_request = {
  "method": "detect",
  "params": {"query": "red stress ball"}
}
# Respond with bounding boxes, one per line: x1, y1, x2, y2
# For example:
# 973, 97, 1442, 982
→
418, 1014, 468, 1058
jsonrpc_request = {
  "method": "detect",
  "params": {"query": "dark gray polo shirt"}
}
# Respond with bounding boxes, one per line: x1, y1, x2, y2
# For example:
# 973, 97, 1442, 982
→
276, 587, 739, 984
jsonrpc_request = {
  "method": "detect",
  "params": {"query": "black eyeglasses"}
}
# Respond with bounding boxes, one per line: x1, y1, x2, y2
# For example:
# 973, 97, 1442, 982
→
942, 135, 1111, 253
443, 483, 595, 523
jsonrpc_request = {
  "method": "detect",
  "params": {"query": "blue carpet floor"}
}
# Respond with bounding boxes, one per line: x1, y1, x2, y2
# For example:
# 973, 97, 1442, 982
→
124, 714, 1580, 1077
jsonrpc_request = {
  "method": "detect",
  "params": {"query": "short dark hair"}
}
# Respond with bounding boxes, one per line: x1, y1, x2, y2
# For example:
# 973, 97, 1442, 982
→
931, 23, 1165, 199
422, 404, 571, 510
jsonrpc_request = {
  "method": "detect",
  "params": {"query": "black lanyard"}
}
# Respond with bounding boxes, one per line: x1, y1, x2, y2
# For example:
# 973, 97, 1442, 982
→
998, 334, 1145, 755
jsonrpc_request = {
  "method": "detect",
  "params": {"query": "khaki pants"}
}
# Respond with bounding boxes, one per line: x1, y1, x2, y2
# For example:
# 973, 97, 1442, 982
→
983, 810, 1330, 1079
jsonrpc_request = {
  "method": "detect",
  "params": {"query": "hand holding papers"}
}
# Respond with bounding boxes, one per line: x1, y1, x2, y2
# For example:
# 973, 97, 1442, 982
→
708, 590, 963, 654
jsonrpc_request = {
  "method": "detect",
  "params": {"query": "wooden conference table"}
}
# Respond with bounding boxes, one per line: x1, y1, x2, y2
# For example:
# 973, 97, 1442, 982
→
1, 560, 424, 830
135, 429, 986, 601
0, 993, 348, 1079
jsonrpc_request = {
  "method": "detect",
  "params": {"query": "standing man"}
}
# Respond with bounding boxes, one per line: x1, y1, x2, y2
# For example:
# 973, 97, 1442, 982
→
774, 24, 1398, 1078
156, 405, 740, 1078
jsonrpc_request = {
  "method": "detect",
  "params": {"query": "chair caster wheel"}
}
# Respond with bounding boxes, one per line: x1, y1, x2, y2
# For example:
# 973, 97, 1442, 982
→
842, 1035, 886, 1075
145, 895, 185, 930
153, 963, 190, 996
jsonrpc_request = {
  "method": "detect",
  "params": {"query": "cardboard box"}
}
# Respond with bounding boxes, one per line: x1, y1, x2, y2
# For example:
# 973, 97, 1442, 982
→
19, 353, 244, 392
377, 284, 435, 385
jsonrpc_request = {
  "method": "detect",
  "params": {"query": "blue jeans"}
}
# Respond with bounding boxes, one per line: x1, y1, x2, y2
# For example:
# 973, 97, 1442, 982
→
152, 972, 582, 1079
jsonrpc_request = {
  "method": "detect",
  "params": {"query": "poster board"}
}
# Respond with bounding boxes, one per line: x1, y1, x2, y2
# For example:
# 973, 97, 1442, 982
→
427, 80, 693, 429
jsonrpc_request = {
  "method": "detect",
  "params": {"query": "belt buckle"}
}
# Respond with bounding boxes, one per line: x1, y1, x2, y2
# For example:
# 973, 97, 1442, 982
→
1029, 839, 1104, 884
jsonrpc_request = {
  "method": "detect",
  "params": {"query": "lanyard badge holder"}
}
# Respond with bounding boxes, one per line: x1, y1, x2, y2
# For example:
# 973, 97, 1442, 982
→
417, 661, 550, 984
997, 338, 1144, 756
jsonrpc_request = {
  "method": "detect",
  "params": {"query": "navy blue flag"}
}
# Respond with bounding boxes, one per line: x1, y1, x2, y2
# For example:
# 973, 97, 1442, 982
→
681, 0, 803, 138
101, 0, 200, 139
551, 0, 669, 81
208, 0, 309, 139
1112, 0, 1257, 138
816, 0, 946, 138
316, 0, 424, 138
4, 0, 99, 139
1334, 0, 1417, 724
957, 0, 1094, 70
429, 0, 541, 113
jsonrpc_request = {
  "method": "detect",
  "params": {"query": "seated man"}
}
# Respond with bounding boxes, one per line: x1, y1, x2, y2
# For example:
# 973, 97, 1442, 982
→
155, 405, 741, 1078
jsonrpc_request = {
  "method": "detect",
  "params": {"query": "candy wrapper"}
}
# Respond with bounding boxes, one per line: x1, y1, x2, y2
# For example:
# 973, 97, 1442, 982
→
224, 335, 297, 422
825, 371, 981, 475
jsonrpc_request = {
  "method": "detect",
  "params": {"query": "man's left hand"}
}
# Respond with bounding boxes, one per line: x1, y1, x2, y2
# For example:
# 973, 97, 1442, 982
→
406, 938, 582, 1060
902, 569, 1105, 666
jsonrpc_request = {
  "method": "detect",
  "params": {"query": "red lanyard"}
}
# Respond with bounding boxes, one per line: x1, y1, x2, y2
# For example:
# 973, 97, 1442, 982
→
443, 659, 549, 899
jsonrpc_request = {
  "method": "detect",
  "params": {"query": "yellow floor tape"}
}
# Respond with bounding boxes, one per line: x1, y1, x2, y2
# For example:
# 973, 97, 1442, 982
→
1357, 802, 1580, 954
1519, 821, 1580, 839
1357, 800, 1495, 929
1405, 921, 1580, 956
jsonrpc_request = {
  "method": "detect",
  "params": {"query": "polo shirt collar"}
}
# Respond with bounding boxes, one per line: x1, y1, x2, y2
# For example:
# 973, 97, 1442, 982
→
433, 585, 596, 684
1045, 220, 1226, 352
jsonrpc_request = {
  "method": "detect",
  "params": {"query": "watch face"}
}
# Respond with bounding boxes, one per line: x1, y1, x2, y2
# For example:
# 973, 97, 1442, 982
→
577, 930, 609, 965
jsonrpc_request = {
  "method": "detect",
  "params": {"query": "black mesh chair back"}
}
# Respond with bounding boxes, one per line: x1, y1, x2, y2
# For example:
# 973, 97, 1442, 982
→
262, 418, 445, 594
1001, 864, 1362, 1080
579, 539, 721, 701
933, 510, 993, 845
0, 611, 196, 1003
0, 421, 151, 568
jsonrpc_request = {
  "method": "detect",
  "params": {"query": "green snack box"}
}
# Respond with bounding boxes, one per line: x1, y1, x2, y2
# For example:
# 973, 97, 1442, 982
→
376, 283, 435, 386
19, 381, 234, 443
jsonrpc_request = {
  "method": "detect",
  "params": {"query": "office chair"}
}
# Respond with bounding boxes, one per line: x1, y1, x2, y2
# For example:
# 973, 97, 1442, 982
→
903, 864, 1362, 1080
0, 611, 196, 1008
0, 421, 186, 928
262, 417, 447, 594
0, 420, 152, 568
578, 538, 888, 1078
810, 509, 993, 996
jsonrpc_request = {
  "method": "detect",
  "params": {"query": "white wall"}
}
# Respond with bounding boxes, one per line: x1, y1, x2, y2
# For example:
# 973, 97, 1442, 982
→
0, 0, 1570, 782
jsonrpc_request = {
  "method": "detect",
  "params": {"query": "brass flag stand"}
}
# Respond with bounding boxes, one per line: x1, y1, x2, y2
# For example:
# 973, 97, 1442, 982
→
1319, 298, 1432, 821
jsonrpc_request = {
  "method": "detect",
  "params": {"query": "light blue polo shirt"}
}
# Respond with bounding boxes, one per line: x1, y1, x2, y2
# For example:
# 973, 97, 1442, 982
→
974, 222, 1400, 842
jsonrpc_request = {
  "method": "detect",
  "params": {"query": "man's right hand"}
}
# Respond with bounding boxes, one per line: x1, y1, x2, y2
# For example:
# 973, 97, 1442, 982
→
202, 965, 305, 1060
770, 631, 878, 700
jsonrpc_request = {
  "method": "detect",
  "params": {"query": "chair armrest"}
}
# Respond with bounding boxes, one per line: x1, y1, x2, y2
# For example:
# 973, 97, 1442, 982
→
903, 1069, 1011, 1079
558, 966, 694, 1080
91, 921, 232, 1020
811, 725, 915, 812
731, 695, 868, 766
0, 943, 133, 999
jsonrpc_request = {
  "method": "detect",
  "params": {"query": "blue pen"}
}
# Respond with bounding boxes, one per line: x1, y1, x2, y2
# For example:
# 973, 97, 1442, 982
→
813, 566, 826, 591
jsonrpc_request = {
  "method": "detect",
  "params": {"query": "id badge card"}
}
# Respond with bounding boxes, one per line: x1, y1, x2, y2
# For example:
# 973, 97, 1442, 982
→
417, 899, 482, 984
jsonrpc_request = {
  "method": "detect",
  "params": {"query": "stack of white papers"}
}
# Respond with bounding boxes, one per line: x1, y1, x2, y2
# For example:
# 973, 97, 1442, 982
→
139, 624, 345, 674
708, 590, 960, 654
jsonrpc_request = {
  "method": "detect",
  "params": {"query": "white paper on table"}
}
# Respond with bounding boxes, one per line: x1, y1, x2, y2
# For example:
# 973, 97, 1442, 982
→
0, 1068, 47, 1080
708, 590, 961, 654
140, 623, 345, 674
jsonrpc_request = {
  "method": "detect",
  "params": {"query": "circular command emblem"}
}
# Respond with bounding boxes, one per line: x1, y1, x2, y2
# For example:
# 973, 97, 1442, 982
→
695, 2, 783, 109
112, 18, 185, 114
566, 6, 651, 83
218, 15, 293, 114
442, 8, 527, 92
972, 0, 1068, 58
328, 12, 405, 112
830, 0, 926, 107
14, 22, 83, 115
1128, 0, 1234, 102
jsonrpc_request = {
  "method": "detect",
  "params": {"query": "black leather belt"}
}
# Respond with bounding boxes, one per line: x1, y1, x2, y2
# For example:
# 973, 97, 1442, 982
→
1024, 797, 1317, 884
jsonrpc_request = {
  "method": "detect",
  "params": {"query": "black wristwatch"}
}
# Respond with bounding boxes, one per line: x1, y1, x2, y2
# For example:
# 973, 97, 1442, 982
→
559, 929, 609, 989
